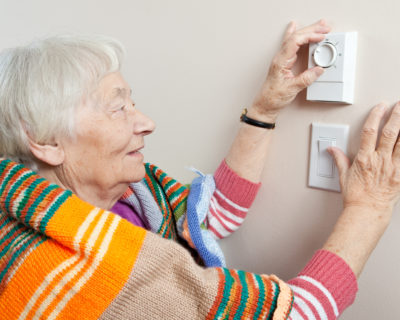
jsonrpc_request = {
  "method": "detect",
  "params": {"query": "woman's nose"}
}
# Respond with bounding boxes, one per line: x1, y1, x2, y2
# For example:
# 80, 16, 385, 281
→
132, 108, 156, 136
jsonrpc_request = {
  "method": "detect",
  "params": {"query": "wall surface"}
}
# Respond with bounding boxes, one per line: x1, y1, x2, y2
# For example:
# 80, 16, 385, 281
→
1, 0, 399, 318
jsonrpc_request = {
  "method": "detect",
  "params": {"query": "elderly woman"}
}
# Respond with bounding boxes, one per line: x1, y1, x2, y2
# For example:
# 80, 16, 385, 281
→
0, 19, 398, 319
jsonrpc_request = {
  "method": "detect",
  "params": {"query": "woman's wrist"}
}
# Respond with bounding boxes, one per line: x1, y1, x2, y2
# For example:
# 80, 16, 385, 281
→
323, 205, 391, 277
246, 104, 279, 124
342, 203, 393, 224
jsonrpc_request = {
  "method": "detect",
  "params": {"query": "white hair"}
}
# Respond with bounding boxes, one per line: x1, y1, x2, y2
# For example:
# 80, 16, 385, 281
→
0, 35, 125, 169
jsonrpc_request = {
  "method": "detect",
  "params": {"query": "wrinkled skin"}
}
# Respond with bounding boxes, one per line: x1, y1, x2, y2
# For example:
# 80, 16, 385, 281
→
182, 20, 331, 247
251, 20, 329, 120
330, 102, 400, 215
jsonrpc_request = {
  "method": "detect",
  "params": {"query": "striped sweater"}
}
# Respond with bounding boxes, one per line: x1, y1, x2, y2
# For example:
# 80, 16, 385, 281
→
0, 159, 357, 319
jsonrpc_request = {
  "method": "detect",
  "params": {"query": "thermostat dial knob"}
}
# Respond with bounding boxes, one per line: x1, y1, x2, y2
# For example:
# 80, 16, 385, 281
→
313, 42, 337, 68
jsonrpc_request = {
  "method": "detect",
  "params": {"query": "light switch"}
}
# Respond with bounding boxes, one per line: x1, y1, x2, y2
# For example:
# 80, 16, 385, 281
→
307, 32, 358, 104
309, 123, 349, 192
317, 139, 336, 177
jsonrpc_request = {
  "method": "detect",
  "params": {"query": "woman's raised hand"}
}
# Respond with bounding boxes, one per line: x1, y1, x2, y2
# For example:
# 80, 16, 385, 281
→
250, 19, 331, 121
329, 103, 400, 216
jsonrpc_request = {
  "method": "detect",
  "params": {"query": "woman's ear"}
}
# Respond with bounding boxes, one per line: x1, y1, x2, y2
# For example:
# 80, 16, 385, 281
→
28, 138, 65, 166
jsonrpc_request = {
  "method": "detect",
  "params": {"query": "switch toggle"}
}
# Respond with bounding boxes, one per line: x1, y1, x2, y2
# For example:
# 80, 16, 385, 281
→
309, 123, 349, 192
317, 139, 336, 177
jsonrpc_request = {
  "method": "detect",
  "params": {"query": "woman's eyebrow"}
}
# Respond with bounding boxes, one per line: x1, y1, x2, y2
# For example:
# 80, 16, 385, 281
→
106, 87, 132, 102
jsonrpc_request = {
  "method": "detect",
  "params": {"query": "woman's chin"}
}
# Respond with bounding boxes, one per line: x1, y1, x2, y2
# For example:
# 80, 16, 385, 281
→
125, 161, 146, 182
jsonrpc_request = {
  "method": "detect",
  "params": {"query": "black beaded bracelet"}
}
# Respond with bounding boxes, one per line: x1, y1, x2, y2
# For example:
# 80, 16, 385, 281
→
240, 108, 276, 129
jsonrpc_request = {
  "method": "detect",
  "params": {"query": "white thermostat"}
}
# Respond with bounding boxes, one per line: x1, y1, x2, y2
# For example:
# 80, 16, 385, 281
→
306, 32, 358, 104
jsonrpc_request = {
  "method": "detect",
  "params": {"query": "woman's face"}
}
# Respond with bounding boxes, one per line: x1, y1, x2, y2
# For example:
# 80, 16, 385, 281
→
60, 72, 155, 192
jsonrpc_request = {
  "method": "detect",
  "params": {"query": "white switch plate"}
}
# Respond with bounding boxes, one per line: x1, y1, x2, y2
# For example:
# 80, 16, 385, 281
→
307, 32, 358, 104
308, 123, 349, 192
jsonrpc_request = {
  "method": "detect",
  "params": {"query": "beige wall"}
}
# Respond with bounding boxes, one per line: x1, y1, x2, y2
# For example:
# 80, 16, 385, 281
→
1, 0, 399, 318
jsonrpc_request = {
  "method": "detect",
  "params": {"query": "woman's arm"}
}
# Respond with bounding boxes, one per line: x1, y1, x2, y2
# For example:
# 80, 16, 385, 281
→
225, 20, 330, 182
286, 103, 400, 319
182, 20, 332, 243
324, 102, 400, 277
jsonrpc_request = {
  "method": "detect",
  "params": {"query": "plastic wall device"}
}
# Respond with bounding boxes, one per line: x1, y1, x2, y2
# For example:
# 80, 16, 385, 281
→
306, 32, 358, 104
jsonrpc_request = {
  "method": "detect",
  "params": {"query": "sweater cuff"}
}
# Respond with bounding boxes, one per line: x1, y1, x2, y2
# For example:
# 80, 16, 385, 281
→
290, 249, 358, 316
214, 160, 261, 208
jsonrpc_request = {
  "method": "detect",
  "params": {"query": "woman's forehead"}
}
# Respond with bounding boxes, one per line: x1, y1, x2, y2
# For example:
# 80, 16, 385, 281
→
95, 72, 132, 102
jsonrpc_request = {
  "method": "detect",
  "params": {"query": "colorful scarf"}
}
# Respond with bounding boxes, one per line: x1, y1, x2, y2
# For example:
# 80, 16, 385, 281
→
0, 159, 293, 319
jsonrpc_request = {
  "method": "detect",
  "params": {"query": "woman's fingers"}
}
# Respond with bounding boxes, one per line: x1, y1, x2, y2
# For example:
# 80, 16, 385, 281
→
328, 146, 350, 189
359, 103, 387, 155
283, 21, 296, 41
293, 66, 324, 90
296, 19, 330, 35
277, 32, 327, 68
276, 22, 331, 69
377, 102, 400, 155
390, 103, 400, 163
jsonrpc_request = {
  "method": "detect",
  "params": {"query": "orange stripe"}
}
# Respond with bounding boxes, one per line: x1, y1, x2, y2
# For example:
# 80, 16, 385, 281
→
26, 209, 103, 318
227, 271, 242, 320
146, 174, 174, 238
1, 165, 25, 205
26, 250, 84, 319
240, 272, 257, 317
121, 186, 134, 199
0, 162, 14, 202
206, 268, 225, 319
1, 195, 147, 319
260, 276, 274, 319
40, 212, 108, 319
29, 185, 63, 225
170, 191, 188, 211
19, 180, 49, 221
220, 271, 237, 319
58, 219, 146, 319
7, 174, 36, 211
0, 239, 73, 318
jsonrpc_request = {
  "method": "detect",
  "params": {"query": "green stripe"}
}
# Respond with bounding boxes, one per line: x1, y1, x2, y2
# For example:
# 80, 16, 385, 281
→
144, 176, 171, 237
39, 190, 72, 233
5, 171, 35, 212
0, 224, 20, 248
214, 268, 235, 319
0, 159, 11, 172
172, 202, 186, 221
0, 214, 13, 231
143, 175, 166, 234
0, 232, 43, 283
0, 160, 12, 193
25, 184, 59, 225
158, 171, 167, 184
234, 270, 249, 319
166, 187, 187, 206
16, 177, 46, 219
0, 226, 31, 259
0, 163, 24, 200
146, 166, 173, 238
162, 179, 175, 194
253, 274, 266, 319
267, 282, 280, 320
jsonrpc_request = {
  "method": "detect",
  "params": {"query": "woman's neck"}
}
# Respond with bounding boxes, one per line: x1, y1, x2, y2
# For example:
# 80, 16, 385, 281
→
37, 165, 128, 211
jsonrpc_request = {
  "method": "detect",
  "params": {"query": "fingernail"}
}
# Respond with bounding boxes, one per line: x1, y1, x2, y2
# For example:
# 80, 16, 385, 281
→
315, 67, 324, 76
378, 103, 387, 110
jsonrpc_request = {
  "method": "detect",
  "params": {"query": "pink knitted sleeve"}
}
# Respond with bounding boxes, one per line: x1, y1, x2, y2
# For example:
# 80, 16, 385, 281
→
287, 250, 358, 319
209, 161, 358, 318
207, 159, 261, 239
